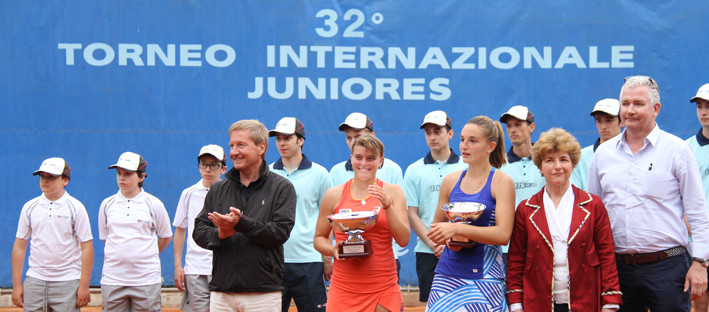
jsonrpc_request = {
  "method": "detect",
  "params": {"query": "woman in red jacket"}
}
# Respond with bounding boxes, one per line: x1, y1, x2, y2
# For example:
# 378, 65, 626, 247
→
506, 128, 622, 312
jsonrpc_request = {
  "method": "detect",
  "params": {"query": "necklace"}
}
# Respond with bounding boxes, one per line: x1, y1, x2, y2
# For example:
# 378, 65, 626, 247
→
466, 170, 489, 193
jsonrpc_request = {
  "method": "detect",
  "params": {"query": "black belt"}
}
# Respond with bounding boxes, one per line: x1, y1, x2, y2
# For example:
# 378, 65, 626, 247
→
615, 246, 686, 265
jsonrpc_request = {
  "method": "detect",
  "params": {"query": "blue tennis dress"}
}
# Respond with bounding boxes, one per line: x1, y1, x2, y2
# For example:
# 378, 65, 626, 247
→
426, 168, 509, 312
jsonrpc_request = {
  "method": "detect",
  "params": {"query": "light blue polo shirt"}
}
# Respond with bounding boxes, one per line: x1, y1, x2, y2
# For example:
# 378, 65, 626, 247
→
500, 148, 545, 208
270, 154, 332, 263
499, 148, 545, 253
330, 158, 404, 187
687, 129, 709, 210
570, 138, 600, 191
404, 150, 467, 254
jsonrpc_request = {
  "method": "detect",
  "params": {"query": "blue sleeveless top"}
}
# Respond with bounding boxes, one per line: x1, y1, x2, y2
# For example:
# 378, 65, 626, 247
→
435, 167, 506, 280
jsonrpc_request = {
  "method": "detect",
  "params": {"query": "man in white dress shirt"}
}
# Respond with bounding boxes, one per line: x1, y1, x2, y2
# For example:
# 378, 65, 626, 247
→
587, 76, 709, 311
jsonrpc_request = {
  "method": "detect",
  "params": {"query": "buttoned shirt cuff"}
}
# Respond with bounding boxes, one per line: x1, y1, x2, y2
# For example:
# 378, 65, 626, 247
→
689, 241, 709, 259
602, 304, 620, 310
510, 303, 523, 311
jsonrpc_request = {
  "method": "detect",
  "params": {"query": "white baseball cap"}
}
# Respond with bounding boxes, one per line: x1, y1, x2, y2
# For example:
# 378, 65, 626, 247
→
33, 157, 71, 179
269, 117, 305, 138
690, 83, 709, 103
420, 110, 451, 129
198, 144, 225, 162
338, 112, 373, 131
590, 98, 620, 116
108, 152, 147, 172
500, 105, 534, 123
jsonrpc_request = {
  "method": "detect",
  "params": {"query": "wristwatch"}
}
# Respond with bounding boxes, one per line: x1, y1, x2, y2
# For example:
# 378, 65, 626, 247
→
693, 257, 709, 268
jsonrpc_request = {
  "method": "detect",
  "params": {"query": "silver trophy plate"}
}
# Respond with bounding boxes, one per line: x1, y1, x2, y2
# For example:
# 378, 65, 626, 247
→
441, 202, 486, 223
328, 210, 379, 234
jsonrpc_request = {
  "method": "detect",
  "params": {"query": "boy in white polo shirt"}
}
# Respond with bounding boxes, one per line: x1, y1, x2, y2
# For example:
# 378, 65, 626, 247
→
12, 157, 94, 311
99, 151, 173, 311
173, 145, 226, 312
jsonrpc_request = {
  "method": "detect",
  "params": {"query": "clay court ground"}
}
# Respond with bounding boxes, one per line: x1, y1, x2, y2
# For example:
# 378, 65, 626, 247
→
0, 287, 427, 311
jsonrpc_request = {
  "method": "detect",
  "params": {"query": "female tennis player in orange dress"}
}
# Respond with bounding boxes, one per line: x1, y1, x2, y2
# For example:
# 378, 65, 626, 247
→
314, 135, 410, 312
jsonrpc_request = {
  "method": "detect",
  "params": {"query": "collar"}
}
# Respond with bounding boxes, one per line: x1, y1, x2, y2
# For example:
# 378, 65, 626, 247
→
592, 137, 601, 152
116, 188, 146, 202
41, 191, 69, 203
525, 184, 592, 208
272, 153, 313, 170
696, 128, 709, 147
196, 179, 211, 190
617, 124, 661, 149
506, 146, 532, 163
227, 160, 269, 187
345, 158, 385, 171
423, 149, 461, 164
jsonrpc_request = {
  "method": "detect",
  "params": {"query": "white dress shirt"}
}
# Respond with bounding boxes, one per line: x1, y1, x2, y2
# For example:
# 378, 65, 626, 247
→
587, 125, 709, 258
543, 185, 575, 304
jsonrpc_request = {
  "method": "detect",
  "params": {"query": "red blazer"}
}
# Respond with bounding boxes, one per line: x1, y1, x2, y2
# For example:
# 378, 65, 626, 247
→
506, 185, 622, 311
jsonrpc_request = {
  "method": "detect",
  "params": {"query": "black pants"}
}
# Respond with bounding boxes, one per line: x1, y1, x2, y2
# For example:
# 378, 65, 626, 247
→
554, 303, 569, 312
281, 262, 328, 312
616, 253, 691, 312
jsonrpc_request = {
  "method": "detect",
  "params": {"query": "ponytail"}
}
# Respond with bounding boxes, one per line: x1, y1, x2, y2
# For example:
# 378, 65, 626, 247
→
466, 116, 507, 168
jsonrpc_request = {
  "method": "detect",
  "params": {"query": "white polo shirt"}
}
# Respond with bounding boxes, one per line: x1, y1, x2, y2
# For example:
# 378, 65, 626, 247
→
99, 189, 173, 286
16, 191, 93, 281
173, 180, 213, 275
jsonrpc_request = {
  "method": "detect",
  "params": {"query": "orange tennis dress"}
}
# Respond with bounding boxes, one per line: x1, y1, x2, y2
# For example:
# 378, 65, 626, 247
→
326, 179, 403, 312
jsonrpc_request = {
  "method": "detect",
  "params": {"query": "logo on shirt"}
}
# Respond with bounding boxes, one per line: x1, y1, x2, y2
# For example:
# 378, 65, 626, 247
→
137, 219, 152, 224
429, 185, 441, 192
339, 209, 352, 213
704, 168, 709, 176
514, 182, 537, 190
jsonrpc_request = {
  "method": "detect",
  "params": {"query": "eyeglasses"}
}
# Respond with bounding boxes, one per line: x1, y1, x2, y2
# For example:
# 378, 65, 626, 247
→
199, 162, 223, 170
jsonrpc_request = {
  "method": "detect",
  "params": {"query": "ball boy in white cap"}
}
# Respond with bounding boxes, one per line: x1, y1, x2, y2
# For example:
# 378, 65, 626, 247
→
99, 151, 173, 311
12, 157, 94, 311
269, 117, 331, 312
570, 98, 622, 190
173, 145, 227, 312
687, 83, 709, 312
499, 105, 545, 208
330, 112, 404, 187
403, 111, 466, 302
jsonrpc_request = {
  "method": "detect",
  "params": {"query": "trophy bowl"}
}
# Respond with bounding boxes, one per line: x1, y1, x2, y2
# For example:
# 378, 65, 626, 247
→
328, 209, 380, 258
440, 202, 487, 248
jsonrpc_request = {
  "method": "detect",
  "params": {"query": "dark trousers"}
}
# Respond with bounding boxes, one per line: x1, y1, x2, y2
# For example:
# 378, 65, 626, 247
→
415, 252, 439, 302
616, 253, 691, 312
554, 303, 569, 312
281, 262, 328, 312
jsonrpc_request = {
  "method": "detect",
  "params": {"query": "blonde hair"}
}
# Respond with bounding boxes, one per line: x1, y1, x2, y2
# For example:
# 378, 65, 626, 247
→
228, 120, 268, 158
351, 134, 384, 158
531, 128, 582, 169
466, 116, 507, 168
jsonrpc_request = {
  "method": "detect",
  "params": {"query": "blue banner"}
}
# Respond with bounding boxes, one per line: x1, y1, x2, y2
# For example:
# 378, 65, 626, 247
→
1, 0, 707, 287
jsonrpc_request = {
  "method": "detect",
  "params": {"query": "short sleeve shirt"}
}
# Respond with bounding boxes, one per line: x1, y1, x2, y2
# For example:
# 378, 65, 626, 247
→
99, 189, 173, 286
270, 155, 332, 263
16, 192, 93, 281
173, 180, 213, 275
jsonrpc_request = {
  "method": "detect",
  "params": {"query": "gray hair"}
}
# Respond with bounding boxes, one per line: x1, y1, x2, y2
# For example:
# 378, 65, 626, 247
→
621, 75, 660, 105
228, 120, 268, 159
